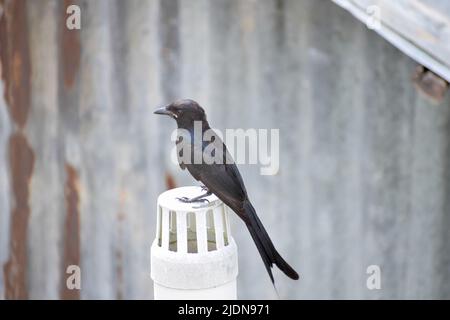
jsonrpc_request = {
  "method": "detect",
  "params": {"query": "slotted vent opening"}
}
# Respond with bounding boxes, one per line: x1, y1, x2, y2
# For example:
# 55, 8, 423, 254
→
223, 208, 229, 246
206, 209, 217, 251
157, 207, 162, 247
157, 203, 231, 253
187, 212, 197, 253
168, 210, 177, 252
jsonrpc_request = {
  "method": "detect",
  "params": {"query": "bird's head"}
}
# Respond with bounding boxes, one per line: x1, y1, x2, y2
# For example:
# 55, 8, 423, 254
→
154, 99, 207, 128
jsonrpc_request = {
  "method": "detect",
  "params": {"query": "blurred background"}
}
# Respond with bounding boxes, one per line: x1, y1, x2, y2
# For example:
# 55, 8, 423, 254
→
1, 0, 450, 299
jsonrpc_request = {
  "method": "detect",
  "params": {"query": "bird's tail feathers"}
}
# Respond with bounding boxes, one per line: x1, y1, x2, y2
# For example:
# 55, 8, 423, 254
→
243, 200, 299, 283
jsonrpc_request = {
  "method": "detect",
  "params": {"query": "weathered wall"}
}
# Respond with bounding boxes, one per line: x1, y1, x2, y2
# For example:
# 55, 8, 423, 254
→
0, 0, 449, 299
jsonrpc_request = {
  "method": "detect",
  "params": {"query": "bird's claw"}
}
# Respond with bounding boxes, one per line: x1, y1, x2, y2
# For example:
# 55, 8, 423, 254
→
191, 203, 211, 209
176, 197, 190, 203
176, 197, 210, 204
200, 185, 209, 192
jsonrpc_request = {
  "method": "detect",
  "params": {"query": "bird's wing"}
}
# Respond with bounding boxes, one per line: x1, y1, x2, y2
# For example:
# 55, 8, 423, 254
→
176, 135, 186, 170
223, 148, 247, 194
196, 133, 248, 211
198, 162, 247, 211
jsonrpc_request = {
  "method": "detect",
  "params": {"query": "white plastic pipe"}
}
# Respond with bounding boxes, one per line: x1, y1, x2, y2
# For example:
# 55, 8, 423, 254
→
151, 186, 238, 300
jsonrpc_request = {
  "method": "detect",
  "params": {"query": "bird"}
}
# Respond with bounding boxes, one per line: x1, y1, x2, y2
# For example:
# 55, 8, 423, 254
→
154, 99, 299, 283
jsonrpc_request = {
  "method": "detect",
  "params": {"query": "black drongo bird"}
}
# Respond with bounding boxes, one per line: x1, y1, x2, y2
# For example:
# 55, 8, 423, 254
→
154, 99, 299, 283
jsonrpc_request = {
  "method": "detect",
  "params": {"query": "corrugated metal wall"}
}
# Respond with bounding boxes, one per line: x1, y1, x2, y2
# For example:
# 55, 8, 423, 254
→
1, 0, 449, 299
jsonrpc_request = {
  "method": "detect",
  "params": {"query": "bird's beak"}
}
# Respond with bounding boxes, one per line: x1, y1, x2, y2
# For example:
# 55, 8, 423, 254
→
154, 106, 174, 118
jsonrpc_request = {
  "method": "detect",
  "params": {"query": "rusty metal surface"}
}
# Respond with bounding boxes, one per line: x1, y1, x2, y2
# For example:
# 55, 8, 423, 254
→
413, 66, 449, 104
1, 0, 450, 299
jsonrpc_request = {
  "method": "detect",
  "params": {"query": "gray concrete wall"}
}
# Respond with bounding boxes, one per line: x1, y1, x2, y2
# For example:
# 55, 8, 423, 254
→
0, 0, 449, 299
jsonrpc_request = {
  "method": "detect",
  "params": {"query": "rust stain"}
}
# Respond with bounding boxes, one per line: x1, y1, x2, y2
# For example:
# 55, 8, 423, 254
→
1, 0, 34, 299
3, 133, 35, 299
412, 65, 449, 104
115, 189, 127, 300
60, 164, 80, 300
115, 228, 124, 300
165, 172, 177, 190
118, 189, 128, 221
0, 2, 6, 82
0, 0, 31, 129
60, 0, 81, 88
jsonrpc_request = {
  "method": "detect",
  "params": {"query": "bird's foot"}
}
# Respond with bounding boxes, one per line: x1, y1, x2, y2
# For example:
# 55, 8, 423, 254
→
176, 196, 210, 204
200, 185, 209, 192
